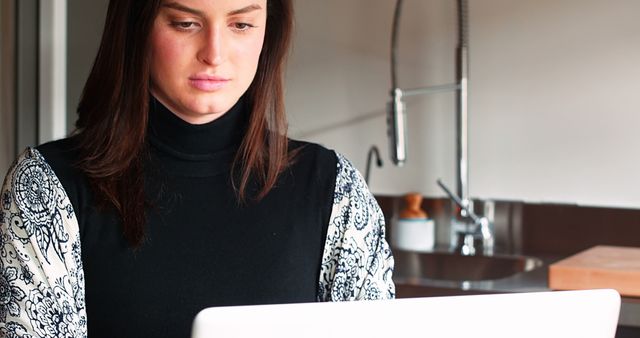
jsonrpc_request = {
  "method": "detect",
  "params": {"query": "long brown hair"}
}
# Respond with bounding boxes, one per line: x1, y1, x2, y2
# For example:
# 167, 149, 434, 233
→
74, 0, 294, 247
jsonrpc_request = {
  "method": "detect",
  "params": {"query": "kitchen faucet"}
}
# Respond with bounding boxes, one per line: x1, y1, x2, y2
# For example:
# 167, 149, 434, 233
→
388, 0, 490, 255
437, 179, 494, 255
365, 145, 383, 185
388, 0, 483, 253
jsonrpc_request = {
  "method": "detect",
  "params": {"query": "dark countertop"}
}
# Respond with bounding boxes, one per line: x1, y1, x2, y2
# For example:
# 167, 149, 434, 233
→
392, 250, 640, 328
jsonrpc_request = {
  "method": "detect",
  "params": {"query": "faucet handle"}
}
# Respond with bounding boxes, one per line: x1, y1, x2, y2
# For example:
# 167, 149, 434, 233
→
436, 179, 481, 223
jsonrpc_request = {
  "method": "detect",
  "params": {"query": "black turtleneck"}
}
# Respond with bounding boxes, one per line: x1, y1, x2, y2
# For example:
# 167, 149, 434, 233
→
36, 98, 337, 338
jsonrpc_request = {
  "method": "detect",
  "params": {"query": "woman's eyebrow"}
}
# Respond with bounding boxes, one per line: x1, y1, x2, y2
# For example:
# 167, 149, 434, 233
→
162, 2, 204, 17
161, 3, 263, 17
228, 4, 263, 16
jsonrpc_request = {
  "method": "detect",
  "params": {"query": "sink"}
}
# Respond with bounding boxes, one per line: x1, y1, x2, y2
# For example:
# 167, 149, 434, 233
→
393, 249, 543, 281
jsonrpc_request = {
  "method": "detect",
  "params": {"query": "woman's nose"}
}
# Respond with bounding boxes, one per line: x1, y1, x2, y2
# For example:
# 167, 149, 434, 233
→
198, 26, 225, 66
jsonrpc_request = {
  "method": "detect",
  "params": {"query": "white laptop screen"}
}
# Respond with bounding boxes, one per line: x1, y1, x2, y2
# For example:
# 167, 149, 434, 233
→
191, 289, 620, 338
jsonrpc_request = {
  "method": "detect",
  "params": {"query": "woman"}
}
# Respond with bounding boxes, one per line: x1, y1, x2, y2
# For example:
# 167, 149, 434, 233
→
0, 0, 394, 337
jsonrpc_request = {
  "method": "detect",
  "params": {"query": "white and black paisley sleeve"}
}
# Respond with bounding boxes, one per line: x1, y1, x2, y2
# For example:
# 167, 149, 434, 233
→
317, 153, 395, 301
0, 148, 87, 338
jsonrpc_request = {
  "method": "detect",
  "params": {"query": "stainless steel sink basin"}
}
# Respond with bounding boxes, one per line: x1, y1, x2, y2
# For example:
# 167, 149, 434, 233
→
393, 249, 543, 281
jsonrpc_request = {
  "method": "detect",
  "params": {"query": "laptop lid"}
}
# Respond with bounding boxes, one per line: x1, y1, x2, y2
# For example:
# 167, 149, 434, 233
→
191, 289, 620, 338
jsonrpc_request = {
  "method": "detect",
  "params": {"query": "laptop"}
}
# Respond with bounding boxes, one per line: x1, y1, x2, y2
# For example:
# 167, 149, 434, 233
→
191, 289, 620, 338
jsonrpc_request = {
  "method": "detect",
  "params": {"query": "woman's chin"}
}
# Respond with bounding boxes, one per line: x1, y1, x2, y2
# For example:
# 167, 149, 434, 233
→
180, 109, 228, 125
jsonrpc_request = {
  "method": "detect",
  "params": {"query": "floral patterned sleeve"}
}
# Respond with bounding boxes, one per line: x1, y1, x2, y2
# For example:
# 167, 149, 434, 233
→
317, 153, 395, 301
0, 148, 87, 338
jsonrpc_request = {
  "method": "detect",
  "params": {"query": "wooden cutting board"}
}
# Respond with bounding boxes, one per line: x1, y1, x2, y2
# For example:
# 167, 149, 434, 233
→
549, 245, 640, 297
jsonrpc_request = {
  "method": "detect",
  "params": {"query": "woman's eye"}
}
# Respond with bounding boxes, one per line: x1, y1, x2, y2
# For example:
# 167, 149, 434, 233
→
171, 21, 198, 30
233, 22, 254, 31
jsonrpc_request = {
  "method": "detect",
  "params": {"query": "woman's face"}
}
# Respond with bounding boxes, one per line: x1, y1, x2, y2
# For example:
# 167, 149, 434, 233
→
150, 0, 267, 124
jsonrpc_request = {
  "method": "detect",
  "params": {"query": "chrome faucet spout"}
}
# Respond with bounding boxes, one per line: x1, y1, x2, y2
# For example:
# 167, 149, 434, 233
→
365, 145, 383, 185
437, 179, 494, 255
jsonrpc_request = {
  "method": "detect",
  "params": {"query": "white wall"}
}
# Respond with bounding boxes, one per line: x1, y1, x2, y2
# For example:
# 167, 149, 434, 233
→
286, 0, 640, 209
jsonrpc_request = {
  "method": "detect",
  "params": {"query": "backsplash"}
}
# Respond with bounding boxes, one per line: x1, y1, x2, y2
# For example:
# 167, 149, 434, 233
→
375, 195, 640, 256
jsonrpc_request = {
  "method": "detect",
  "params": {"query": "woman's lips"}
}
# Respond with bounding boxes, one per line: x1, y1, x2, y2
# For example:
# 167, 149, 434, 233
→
189, 75, 230, 91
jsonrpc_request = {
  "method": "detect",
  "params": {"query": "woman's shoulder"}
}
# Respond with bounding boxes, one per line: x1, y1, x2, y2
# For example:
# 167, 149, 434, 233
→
34, 137, 87, 191
2, 138, 88, 220
3, 146, 56, 181
286, 139, 364, 185
288, 139, 336, 162
2, 145, 76, 226
287, 139, 338, 176
35, 137, 81, 174
3, 138, 80, 199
